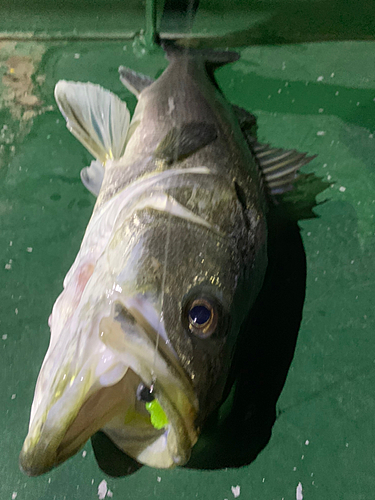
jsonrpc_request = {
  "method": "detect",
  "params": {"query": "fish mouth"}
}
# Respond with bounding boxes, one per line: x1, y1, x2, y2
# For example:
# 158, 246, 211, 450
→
19, 300, 198, 476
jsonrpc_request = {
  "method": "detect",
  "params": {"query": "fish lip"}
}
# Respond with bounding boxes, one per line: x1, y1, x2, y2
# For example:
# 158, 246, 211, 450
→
19, 418, 69, 476
19, 301, 198, 475
19, 341, 129, 476
19, 365, 135, 476
19, 452, 54, 477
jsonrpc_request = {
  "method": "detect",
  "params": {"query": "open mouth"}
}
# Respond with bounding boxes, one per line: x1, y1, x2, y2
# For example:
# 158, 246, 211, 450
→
19, 301, 198, 476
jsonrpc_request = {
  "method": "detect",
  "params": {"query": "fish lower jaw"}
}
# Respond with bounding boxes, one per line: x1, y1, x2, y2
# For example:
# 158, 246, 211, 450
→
19, 373, 130, 476
20, 366, 198, 476
102, 411, 195, 469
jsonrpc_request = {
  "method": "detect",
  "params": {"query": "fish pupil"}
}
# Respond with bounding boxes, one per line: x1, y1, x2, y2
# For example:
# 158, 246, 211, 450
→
137, 384, 155, 403
189, 305, 211, 326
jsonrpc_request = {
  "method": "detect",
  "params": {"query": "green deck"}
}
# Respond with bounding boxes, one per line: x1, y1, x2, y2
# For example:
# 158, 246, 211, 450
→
1, 1, 375, 499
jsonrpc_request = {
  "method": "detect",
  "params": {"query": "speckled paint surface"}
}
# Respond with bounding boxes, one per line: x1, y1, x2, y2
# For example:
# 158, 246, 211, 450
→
1, 2, 375, 499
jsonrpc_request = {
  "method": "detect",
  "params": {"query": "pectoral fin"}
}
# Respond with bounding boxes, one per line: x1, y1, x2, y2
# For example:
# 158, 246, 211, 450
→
154, 123, 217, 164
80, 160, 105, 196
55, 81, 130, 164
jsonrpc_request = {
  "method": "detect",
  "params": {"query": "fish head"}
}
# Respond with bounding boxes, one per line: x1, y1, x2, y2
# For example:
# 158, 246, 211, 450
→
20, 171, 267, 475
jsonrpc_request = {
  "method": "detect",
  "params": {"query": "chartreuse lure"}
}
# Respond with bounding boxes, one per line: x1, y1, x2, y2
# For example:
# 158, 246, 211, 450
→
145, 399, 169, 430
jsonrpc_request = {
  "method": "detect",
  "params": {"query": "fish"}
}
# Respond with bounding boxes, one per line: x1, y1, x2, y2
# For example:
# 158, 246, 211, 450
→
19, 43, 315, 476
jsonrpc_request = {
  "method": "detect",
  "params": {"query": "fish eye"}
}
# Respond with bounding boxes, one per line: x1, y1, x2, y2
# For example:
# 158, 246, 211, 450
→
188, 299, 218, 338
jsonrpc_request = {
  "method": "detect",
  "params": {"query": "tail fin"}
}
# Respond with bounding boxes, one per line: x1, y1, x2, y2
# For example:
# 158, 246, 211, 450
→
159, 39, 240, 68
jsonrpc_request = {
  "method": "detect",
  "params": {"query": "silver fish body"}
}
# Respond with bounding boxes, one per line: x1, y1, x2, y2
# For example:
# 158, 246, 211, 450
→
19, 48, 281, 476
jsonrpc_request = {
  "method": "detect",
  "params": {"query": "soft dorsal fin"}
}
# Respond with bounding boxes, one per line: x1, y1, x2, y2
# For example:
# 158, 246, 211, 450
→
118, 66, 155, 98
54, 81, 130, 164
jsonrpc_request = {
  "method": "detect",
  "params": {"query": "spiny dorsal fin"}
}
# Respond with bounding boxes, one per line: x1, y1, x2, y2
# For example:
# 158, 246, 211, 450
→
118, 66, 155, 98
154, 122, 217, 163
232, 104, 317, 196
54, 81, 130, 164
252, 141, 317, 195
232, 104, 326, 216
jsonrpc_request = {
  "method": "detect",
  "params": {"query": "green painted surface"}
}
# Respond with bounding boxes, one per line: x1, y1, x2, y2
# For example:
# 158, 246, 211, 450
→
4, 0, 375, 44
0, 0, 144, 37
1, 4, 375, 500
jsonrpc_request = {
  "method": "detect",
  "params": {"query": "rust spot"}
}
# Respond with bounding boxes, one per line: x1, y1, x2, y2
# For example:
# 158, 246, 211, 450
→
2, 55, 43, 112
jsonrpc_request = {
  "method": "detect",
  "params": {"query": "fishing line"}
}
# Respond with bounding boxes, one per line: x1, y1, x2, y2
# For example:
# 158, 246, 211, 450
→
151, 201, 172, 384
150, 0, 197, 386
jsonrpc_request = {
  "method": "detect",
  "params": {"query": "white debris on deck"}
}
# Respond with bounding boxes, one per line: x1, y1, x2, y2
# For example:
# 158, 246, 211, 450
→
98, 480, 108, 500
231, 485, 241, 498
296, 482, 303, 500
98, 480, 112, 499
